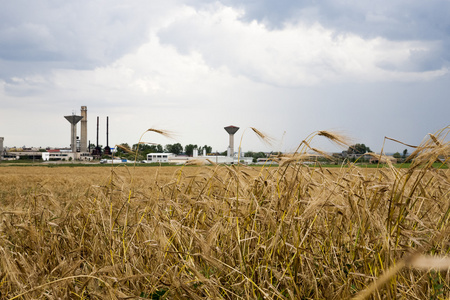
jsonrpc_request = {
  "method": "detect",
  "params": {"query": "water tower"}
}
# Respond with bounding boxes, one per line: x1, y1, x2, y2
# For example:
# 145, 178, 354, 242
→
65, 114, 83, 152
224, 125, 239, 157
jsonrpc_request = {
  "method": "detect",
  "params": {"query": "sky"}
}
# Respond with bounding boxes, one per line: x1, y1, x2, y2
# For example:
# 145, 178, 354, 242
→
1, 0, 449, 154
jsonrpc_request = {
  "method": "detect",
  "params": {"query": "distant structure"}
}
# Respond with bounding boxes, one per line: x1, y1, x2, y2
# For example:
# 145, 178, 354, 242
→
143, 124, 252, 165
92, 116, 102, 157
80, 106, 88, 152
0, 137, 4, 161
103, 116, 111, 155
224, 125, 239, 157
64, 114, 83, 153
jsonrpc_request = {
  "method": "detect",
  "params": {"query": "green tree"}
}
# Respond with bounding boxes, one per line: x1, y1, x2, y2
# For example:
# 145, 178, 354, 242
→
133, 144, 163, 153
244, 151, 255, 158
402, 149, 408, 158
116, 143, 131, 155
130, 144, 163, 160
198, 145, 212, 155
165, 143, 183, 155
393, 152, 401, 159
245, 151, 267, 163
185, 144, 198, 157
113, 143, 136, 160
347, 144, 372, 154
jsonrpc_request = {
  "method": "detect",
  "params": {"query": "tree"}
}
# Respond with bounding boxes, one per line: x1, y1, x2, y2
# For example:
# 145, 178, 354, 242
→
116, 143, 131, 155
198, 145, 212, 155
219, 150, 228, 156
402, 149, 408, 159
185, 144, 198, 157
347, 144, 372, 155
244, 151, 255, 158
245, 151, 266, 162
393, 152, 401, 159
130, 143, 164, 160
165, 143, 183, 155
133, 144, 163, 153
112, 143, 136, 159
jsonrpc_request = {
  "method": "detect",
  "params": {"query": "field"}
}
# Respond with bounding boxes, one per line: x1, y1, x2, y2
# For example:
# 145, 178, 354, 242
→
0, 131, 449, 299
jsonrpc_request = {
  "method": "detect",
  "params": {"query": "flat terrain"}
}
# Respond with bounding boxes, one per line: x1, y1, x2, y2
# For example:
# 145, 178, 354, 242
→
0, 161, 449, 299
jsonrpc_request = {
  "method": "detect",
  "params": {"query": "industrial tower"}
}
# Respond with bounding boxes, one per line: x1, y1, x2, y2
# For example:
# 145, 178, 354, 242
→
224, 125, 239, 157
80, 106, 88, 152
64, 114, 83, 153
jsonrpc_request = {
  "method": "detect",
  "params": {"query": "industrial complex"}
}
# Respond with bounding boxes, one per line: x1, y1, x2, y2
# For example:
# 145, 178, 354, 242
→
1, 106, 399, 165
0, 106, 253, 165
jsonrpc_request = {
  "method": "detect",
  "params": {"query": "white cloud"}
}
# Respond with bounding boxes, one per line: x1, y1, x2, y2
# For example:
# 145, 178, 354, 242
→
158, 4, 448, 86
0, 1, 178, 72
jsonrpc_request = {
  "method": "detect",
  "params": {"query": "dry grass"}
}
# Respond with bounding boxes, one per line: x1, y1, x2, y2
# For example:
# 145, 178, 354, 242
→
0, 129, 449, 299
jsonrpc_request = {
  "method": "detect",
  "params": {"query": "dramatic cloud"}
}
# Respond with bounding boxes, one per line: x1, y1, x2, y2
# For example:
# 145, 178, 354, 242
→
159, 5, 448, 86
0, 1, 176, 76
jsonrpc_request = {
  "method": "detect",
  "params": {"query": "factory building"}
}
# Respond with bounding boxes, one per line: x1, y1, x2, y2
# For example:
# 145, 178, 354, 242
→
3, 110, 252, 165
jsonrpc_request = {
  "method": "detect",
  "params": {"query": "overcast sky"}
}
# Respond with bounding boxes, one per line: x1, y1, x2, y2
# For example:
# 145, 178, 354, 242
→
1, 0, 449, 154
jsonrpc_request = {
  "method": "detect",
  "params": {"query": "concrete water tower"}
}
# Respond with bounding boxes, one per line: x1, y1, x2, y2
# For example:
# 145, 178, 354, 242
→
65, 114, 83, 153
224, 125, 239, 157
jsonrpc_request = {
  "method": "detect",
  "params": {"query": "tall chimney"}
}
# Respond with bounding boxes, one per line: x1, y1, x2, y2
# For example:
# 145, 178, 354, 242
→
93, 116, 102, 156
107, 116, 109, 147
64, 114, 83, 153
96, 116, 99, 147
224, 126, 239, 157
80, 106, 88, 152
104, 116, 111, 155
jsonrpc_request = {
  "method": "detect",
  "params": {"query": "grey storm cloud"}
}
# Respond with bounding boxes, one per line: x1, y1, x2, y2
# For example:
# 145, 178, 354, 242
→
0, 1, 164, 78
187, 0, 450, 73
199, 0, 450, 40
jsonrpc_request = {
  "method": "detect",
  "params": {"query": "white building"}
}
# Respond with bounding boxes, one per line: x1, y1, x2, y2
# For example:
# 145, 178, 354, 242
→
42, 151, 93, 161
42, 151, 73, 161
146, 153, 174, 163
146, 152, 253, 165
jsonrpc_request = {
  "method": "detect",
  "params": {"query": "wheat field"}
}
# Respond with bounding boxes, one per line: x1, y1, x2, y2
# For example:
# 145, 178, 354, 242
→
0, 129, 449, 299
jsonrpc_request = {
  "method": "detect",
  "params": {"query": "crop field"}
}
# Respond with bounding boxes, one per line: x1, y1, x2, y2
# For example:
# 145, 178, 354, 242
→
0, 130, 449, 299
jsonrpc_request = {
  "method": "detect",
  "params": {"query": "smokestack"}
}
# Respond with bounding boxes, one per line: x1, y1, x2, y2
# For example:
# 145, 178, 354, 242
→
224, 125, 239, 157
64, 114, 83, 153
96, 116, 99, 147
80, 106, 88, 152
107, 116, 109, 147
104, 116, 111, 155
92, 116, 102, 156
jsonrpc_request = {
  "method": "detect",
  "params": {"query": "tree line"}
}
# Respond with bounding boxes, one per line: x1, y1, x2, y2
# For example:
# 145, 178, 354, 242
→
98, 141, 410, 163
99, 143, 275, 162
111, 143, 213, 160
